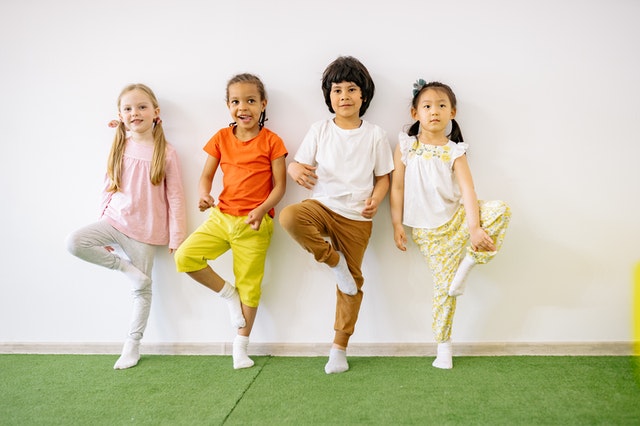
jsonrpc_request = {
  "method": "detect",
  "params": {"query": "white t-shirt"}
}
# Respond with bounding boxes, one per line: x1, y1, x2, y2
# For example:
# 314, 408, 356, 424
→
294, 119, 394, 221
398, 132, 469, 229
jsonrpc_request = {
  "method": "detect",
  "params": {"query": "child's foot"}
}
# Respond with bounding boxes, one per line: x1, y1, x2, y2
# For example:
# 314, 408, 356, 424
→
432, 341, 453, 369
114, 339, 141, 370
233, 335, 254, 369
448, 255, 475, 297
331, 252, 357, 296
219, 282, 246, 329
324, 347, 349, 374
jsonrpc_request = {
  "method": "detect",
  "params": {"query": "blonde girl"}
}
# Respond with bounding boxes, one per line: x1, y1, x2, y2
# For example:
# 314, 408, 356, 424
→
390, 80, 511, 369
66, 83, 187, 369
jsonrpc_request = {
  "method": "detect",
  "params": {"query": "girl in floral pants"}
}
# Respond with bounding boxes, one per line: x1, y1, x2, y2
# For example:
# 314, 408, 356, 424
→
390, 80, 511, 369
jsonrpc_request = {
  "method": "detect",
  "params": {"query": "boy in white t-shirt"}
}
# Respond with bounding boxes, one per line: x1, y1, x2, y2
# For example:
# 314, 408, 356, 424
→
279, 56, 394, 374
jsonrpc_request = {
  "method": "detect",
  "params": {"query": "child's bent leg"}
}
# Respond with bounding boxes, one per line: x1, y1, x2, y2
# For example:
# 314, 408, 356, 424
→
66, 221, 155, 369
450, 200, 511, 296
467, 200, 511, 265
280, 202, 357, 294
66, 220, 131, 272
175, 212, 246, 328
67, 221, 152, 289
279, 201, 341, 264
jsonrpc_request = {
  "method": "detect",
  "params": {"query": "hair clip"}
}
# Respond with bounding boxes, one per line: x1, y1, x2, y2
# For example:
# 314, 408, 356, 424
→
412, 78, 427, 97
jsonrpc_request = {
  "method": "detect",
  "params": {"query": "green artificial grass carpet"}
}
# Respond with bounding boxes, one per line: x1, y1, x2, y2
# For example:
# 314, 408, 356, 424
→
1, 354, 639, 425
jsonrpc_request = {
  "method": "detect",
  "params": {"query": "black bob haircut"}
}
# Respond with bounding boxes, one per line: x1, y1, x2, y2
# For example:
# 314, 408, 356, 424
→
321, 56, 375, 117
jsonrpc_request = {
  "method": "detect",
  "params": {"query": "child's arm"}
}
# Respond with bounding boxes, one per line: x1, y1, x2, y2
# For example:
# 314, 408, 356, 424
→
245, 155, 287, 231
165, 150, 187, 253
288, 162, 318, 189
389, 144, 407, 251
362, 173, 390, 220
453, 155, 496, 252
197, 155, 220, 212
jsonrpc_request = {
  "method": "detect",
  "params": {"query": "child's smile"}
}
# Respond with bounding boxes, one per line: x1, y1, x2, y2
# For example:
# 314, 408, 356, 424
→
227, 82, 266, 140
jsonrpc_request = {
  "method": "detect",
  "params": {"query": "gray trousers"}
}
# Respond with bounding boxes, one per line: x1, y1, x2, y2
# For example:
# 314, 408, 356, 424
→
66, 219, 155, 341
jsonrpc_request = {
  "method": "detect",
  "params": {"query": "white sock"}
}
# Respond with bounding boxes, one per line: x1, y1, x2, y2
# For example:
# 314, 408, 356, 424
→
432, 341, 453, 369
114, 339, 141, 370
324, 348, 349, 374
331, 252, 357, 296
118, 259, 151, 287
448, 255, 476, 297
233, 335, 254, 369
218, 282, 246, 329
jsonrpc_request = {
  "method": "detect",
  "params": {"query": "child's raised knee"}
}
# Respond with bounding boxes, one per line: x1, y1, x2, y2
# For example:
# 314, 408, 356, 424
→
278, 204, 296, 231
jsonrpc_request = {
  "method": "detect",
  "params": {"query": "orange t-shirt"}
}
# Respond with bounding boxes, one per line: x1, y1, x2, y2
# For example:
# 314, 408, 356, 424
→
204, 126, 287, 217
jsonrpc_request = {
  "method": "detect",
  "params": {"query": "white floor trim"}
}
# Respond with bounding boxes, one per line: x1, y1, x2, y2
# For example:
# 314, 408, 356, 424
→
0, 341, 633, 356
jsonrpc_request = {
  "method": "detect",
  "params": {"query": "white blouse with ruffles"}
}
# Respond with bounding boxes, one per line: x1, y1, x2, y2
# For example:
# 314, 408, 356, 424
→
399, 132, 469, 229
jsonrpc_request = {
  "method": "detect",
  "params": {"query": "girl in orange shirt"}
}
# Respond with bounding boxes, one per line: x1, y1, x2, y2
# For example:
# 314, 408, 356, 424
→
175, 74, 287, 369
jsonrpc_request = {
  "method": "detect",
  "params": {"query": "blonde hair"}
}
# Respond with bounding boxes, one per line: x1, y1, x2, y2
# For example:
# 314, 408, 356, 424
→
106, 84, 167, 192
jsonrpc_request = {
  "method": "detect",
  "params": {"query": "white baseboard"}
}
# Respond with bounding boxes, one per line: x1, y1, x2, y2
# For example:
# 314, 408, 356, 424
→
0, 341, 633, 356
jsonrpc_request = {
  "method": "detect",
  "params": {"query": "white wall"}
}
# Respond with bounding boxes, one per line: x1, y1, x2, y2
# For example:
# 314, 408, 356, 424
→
1, 0, 638, 348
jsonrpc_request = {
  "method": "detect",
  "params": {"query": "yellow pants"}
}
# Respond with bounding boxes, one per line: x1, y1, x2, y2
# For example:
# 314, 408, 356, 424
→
175, 207, 274, 307
412, 200, 511, 342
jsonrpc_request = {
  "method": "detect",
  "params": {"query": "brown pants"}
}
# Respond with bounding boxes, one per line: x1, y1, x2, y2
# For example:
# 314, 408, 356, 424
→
279, 200, 372, 347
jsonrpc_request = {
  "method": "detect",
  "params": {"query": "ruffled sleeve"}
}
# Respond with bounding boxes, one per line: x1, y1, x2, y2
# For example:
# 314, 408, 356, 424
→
398, 132, 416, 165
450, 142, 469, 165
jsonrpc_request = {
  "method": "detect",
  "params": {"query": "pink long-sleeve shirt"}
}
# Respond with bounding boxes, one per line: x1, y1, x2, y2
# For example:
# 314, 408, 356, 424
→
99, 139, 187, 250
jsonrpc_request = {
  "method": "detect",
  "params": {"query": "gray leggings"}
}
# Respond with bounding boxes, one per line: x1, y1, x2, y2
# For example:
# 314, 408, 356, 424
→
66, 220, 155, 340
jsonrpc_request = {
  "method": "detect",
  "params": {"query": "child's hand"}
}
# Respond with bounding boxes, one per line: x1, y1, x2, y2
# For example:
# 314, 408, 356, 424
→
198, 195, 215, 212
393, 224, 407, 251
289, 162, 317, 189
470, 227, 496, 252
245, 208, 265, 231
361, 197, 379, 219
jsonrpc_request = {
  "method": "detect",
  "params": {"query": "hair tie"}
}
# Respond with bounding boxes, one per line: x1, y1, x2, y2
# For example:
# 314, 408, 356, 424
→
412, 78, 427, 97
108, 120, 121, 128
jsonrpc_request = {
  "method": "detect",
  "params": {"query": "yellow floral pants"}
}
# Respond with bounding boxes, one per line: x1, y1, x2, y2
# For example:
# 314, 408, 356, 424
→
412, 200, 511, 342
